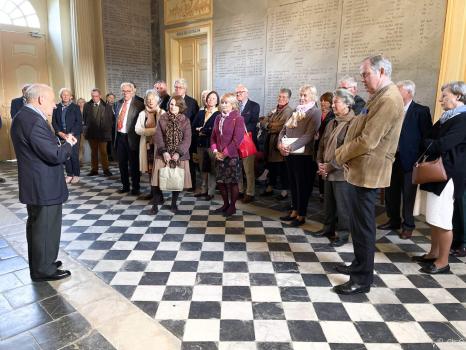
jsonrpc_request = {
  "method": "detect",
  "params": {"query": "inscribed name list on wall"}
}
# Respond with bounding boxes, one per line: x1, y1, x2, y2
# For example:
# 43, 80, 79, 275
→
213, 0, 446, 114
101, 0, 153, 96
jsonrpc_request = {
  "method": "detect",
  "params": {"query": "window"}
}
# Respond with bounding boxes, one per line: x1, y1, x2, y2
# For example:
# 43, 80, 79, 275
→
0, 0, 40, 28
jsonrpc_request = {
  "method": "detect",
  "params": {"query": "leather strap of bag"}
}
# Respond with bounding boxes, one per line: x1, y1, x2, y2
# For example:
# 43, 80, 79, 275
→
415, 142, 432, 164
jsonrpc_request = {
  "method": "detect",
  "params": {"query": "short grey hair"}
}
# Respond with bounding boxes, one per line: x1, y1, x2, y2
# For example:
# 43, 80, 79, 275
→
396, 80, 416, 97
235, 84, 249, 93
120, 82, 135, 91
298, 84, 318, 101
364, 54, 392, 78
59, 87, 72, 98
441, 81, 466, 103
174, 78, 187, 89
338, 75, 358, 88
24, 84, 53, 103
333, 88, 355, 107
144, 89, 160, 104
91, 88, 101, 95
279, 88, 292, 98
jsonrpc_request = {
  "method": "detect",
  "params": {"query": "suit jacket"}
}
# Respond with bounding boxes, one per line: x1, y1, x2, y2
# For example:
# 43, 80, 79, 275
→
83, 100, 113, 142
210, 110, 245, 158
398, 101, 432, 172
353, 95, 366, 115
183, 95, 200, 123
10, 97, 24, 118
51, 102, 83, 137
114, 97, 145, 150
159, 94, 170, 112
241, 99, 260, 142
335, 83, 404, 188
420, 114, 466, 198
10, 106, 72, 205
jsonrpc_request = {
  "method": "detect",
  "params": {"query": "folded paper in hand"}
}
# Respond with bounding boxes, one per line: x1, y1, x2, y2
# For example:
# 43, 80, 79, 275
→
281, 136, 304, 154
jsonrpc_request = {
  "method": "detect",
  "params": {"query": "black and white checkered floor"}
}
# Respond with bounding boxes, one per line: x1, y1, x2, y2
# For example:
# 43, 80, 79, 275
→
1, 163, 465, 350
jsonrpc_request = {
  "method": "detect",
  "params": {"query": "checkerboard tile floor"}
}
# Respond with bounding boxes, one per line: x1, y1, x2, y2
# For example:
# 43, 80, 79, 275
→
1, 162, 465, 350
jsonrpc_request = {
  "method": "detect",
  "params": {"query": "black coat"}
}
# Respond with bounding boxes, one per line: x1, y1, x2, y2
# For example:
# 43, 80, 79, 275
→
10, 106, 72, 205
114, 97, 145, 150
10, 97, 24, 118
353, 95, 366, 116
192, 110, 219, 148
398, 101, 432, 172
83, 100, 113, 142
51, 102, 83, 136
159, 94, 170, 112
420, 113, 466, 199
241, 99, 260, 142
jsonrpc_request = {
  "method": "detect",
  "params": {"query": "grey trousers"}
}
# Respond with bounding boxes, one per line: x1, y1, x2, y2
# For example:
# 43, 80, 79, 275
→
323, 180, 351, 240
26, 204, 62, 277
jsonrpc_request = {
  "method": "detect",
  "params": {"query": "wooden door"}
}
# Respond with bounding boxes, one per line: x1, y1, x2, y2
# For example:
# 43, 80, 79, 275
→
0, 31, 49, 160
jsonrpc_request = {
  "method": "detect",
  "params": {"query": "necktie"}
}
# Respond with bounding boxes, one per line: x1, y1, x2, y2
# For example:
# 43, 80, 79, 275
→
117, 101, 128, 131
239, 102, 243, 114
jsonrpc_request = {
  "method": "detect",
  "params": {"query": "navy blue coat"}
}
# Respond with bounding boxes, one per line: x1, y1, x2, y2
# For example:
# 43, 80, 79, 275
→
10, 106, 72, 205
241, 99, 260, 143
398, 101, 432, 172
51, 102, 83, 137
192, 110, 220, 148
10, 97, 24, 118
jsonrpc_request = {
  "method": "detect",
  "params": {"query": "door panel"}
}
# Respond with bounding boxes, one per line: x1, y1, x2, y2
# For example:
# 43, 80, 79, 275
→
196, 37, 208, 101
0, 31, 49, 160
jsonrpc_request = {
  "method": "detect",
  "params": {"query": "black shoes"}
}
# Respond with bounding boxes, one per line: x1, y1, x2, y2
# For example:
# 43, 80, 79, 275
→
280, 213, 296, 221
131, 189, 141, 196
377, 221, 401, 230
289, 218, 305, 227
330, 238, 348, 247
310, 229, 335, 238
103, 170, 113, 177
333, 280, 370, 295
0, 178, 5, 183
31, 269, 71, 282
55, 260, 62, 268
87, 171, 98, 176
411, 254, 436, 264
223, 205, 237, 217
213, 205, 229, 214
334, 264, 352, 275
117, 187, 130, 194
194, 192, 208, 197
170, 204, 178, 213
420, 263, 450, 274
205, 195, 214, 201
260, 191, 274, 197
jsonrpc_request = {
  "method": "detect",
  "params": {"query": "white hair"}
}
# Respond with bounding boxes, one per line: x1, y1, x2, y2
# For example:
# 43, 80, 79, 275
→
24, 84, 53, 103
59, 87, 72, 98
338, 75, 358, 88
144, 89, 160, 104
365, 54, 393, 78
120, 82, 135, 91
299, 84, 318, 101
235, 84, 249, 92
174, 78, 188, 89
396, 80, 416, 97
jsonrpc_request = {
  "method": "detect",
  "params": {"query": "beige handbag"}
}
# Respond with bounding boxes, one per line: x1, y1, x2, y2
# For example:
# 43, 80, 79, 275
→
159, 162, 185, 191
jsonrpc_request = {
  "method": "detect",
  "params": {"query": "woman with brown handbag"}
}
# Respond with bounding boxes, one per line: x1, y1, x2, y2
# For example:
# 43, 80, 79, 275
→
413, 81, 466, 274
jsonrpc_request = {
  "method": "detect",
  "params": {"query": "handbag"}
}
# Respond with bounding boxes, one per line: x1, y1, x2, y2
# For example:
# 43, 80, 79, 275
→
233, 118, 257, 158
412, 143, 447, 185
281, 136, 305, 154
159, 161, 185, 191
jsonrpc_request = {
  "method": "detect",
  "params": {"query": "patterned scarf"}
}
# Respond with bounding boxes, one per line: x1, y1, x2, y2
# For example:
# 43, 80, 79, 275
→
166, 112, 183, 155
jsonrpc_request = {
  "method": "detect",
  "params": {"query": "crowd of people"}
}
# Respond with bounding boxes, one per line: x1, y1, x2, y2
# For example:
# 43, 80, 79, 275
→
6, 54, 466, 295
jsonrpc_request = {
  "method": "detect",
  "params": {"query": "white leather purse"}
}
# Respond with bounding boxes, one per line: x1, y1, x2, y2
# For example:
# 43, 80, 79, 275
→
281, 136, 304, 154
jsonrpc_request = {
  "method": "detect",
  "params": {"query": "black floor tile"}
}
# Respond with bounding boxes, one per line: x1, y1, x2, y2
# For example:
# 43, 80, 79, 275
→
434, 303, 466, 321
223, 261, 248, 273
272, 262, 299, 273
446, 288, 466, 302
133, 301, 159, 318
393, 288, 429, 303
0, 302, 52, 339
200, 251, 224, 261
252, 302, 285, 320
354, 321, 397, 343
112, 285, 136, 299
180, 242, 203, 251
222, 286, 251, 301
182, 342, 218, 350
249, 273, 277, 286
279, 287, 310, 302
172, 261, 199, 272
375, 304, 415, 321
247, 252, 271, 261
257, 342, 292, 350
30, 312, 91, 350
3, 282, 57, 308
293, 252, 319, 262
401, 344, 440, 350
329, 344, 366, 350
120, 260, 148, 272
407, 275, 442, 288
220, 319, 255, 341
301, 274, 332, 287
103, 250, 131, 260
39, 295, 75, 320
140, 272, 170, 285
152, 250, 178, 260
188, 301, 221, 319
313, 302, 350, 321
61, 330, 115, 350
287, 320, 326, 342
419, 322, 464, 342
162, 286, 193, 301
134, 242, 158, 250
196, 273, 223, 285
159, 319, 186, 340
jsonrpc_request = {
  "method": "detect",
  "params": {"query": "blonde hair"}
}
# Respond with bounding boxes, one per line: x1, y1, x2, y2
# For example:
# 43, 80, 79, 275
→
299, 85, 318, 102
220, 93, 239, 111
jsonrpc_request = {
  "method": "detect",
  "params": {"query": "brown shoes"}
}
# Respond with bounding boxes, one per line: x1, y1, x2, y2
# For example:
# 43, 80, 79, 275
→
242, 195, 255, 204
399, 229, 413, 240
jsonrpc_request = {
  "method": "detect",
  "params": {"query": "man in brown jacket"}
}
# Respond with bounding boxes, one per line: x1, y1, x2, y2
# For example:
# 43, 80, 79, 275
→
333, 55, 404, 295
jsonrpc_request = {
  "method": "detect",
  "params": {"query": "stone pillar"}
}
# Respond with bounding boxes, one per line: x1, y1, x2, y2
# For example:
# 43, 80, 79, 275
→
70, 0, 96, 100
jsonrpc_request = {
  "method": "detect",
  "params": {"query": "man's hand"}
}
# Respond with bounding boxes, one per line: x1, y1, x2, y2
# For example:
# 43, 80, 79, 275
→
65, 134, 77, 146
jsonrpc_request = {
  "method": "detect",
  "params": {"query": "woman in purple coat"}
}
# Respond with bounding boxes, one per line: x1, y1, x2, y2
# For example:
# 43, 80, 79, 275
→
210, 93, 245, 217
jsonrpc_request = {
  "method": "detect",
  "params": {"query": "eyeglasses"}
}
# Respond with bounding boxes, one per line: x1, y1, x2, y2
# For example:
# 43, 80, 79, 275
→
174, 85, 185, 89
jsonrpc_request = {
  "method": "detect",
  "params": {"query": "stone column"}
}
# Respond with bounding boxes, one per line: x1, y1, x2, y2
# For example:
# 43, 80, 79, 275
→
70, 0, 96, 100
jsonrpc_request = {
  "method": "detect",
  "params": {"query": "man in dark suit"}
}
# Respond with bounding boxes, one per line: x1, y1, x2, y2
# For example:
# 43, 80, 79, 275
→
83, 88, 114, 177
52, 88, 83, 184
174, 78, 199, 191
154, 80, 170, 111
338, 75, 366, 115
10, 84, 31, 118
378, 80, 432, 239
114, 82, 145, 195
236, 84, 260, 203
10, 83, 77, 281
